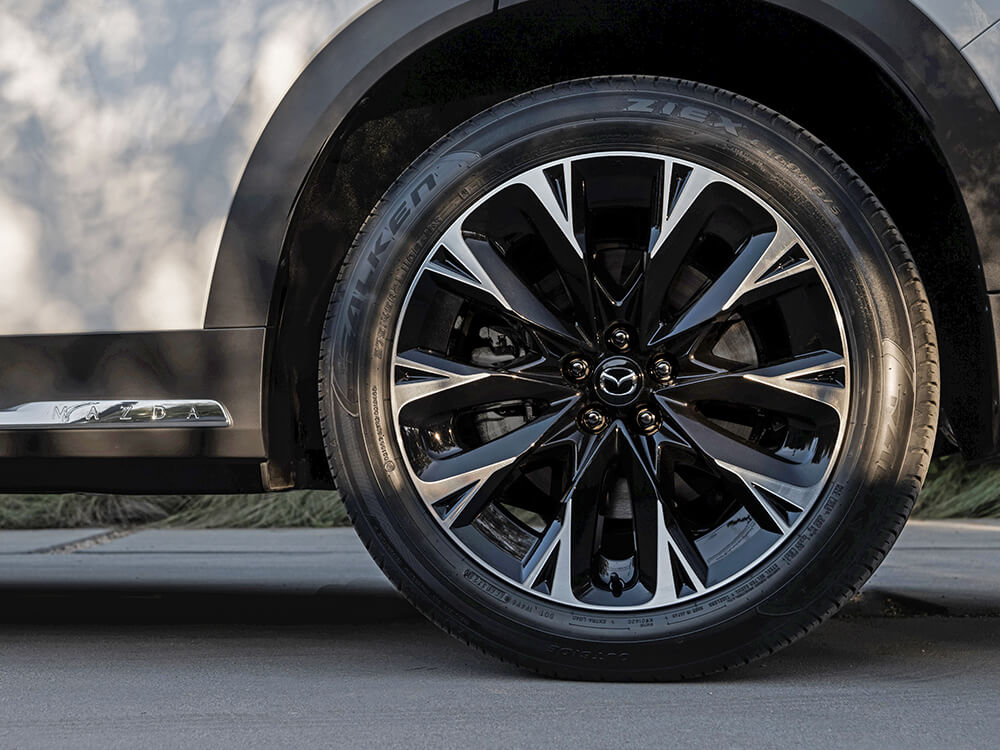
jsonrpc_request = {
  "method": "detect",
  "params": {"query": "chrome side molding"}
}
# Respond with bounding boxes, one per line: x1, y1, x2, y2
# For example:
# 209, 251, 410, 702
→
0, 400, 232, 429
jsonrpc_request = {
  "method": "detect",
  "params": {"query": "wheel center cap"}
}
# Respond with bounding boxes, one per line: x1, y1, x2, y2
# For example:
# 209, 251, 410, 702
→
593, 357, 643, 406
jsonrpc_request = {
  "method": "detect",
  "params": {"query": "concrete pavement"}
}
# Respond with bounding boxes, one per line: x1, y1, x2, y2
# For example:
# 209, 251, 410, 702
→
1, 521, 999, 748
3, 521, 1000, 615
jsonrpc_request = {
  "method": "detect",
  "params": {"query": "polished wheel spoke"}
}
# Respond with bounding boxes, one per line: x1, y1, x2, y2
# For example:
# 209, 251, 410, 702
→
639, 162, 721, 340
651, 499, 709, 603
412, 398, 580, 528
660, 349, 848, 422
714, 459, 812, 535
622, 432, 709, 603
657, 397, 818, 488
661, 352, 848, 531
522, 426, 617, 600
427, 223, 583, 346
650, 161, 720, 259
514, 162, 598, 338
666, 416, 808, 536
459, 159, 599, 342
632, 422, 695, 479
508, 160, 585, 260
653, 221, 810, 345
394, 349, 575, 421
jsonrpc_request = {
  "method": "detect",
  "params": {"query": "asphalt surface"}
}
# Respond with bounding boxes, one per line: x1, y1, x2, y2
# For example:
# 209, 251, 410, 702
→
1, 521, 999, 749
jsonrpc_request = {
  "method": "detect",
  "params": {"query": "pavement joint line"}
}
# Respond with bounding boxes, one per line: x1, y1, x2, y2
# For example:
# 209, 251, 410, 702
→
31, 528, 137, 555
76, 551, 338, 555
893, 546, 1000, 551
907, 520, 1000, 531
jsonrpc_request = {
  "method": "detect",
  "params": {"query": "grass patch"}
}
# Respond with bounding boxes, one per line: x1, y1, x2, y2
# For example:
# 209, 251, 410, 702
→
1, 454, 998, 529
0, 490, 348, 530
912, 455, 1000, 519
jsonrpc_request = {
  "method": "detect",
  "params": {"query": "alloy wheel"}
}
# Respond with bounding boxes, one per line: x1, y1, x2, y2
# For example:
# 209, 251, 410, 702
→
390, 151, 850, 611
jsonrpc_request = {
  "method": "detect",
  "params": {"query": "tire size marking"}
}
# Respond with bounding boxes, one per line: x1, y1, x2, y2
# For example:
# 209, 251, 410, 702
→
370, 385, 394, 472
546, 645, 631, 663
463, 568, 511, 604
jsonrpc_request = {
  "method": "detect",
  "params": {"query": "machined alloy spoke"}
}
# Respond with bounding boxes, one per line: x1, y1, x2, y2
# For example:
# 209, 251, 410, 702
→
651, 500, 709, 603
427, 223, 582, 346
394, 349, 575, 421
715, 459, 813, 535
639, 161, 722, 340
623, 431, 709, 604
660, 349, 848, 422
522, 427, 617, 601
652, 398, 825, 537
633, 422, 696, 481
411, 398, 580, 528
650, 161, 720, 259
508, 161, 584, 260
508, 161, 599, 339
654, 221, 810, 344
656, 397, 822, 489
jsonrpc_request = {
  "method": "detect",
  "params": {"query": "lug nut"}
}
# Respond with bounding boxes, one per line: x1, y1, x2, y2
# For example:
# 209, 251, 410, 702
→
650, 357, 674, 384
608, 327, 631, 352
579, 407, 609, 434
564, 357, 591, 383
635, 406, 660, 435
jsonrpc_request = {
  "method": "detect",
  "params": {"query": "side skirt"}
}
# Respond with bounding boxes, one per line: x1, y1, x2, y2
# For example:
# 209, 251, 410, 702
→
0, 329, 267, 492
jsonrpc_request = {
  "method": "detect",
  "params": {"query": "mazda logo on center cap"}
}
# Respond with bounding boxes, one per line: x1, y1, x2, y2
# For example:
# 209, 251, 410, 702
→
594, 357, 643, 406
600, 368, 639, 395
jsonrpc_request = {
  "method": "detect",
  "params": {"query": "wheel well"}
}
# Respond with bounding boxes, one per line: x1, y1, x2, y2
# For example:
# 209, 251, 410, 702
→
266, 0, 993, 487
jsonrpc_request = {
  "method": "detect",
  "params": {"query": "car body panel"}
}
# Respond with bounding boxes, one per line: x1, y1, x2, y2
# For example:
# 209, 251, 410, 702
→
910, 0, 1000, 47
203, 0, 494, 329
966, 18, 1000, 107
1, 0, 1000, 488
0, 328, 266, 457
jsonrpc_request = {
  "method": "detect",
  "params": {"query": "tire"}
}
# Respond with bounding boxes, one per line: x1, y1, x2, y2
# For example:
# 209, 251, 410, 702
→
319, 77, 938, 680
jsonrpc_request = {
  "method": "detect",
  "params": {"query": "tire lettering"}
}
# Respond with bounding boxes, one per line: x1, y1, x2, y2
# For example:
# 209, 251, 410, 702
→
625, 97, 656, 112
621, 98, 743, 135
546, 644, 631, 663
679, 105, 709, 124
409, 174, 437, 206
712, 114, 741, 137
334, 152, 475, 408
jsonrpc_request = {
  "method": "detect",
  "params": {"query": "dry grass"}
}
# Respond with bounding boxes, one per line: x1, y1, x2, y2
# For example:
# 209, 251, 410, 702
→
912, 455, 1000, 519
0, 490, 348, 530
0, 455, 996, 529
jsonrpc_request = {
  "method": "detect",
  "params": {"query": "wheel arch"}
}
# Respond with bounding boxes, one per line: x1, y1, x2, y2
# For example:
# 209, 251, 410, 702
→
224, 0, 1000, 487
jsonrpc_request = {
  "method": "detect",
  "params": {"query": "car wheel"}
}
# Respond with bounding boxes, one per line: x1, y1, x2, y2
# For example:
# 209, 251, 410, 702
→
319, 77, 938, 679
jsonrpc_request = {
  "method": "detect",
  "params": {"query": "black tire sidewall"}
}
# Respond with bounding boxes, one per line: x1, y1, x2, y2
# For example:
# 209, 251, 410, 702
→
323, 79, 918, 677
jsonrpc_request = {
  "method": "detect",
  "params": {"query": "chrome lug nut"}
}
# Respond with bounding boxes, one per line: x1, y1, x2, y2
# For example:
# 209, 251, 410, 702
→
608, 327, 631, 352
635, 406, 660, 435
650, 357, 674, 384
564, 357, 591, 383
579, 407, 609, 434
